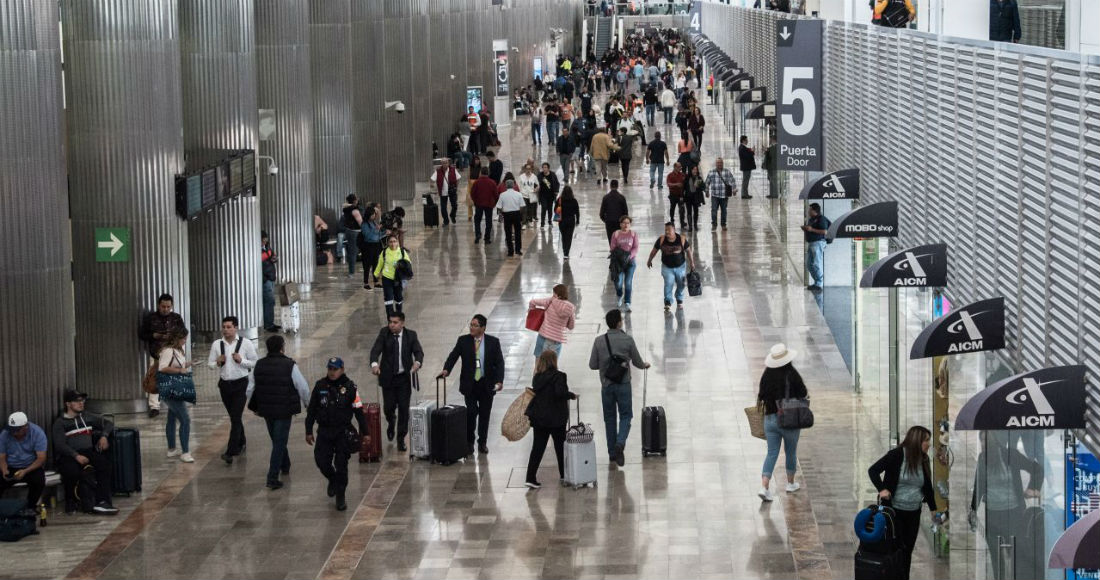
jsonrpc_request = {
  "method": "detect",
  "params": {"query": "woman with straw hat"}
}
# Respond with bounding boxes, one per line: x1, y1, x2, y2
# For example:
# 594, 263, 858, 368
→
757, 343, 808, 502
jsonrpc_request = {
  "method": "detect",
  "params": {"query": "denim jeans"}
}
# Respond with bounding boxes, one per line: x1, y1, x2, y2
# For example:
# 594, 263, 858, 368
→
344, 231, 360, 274
806, 240, 826, 287
661, 263, 687, 304
613, 260, 636, 304
601, 383, 633, 456
649, 162, 665, 188
662, 106, 673, 124
264, 417, 292, 484
164, 398, 191, 453
710, 196, 729, 227
547, 120, 560, 145
645, 104, 656, 126
533, 334, 563, 357
262, 280, 276, 328
762, 414, 801, 477
532, 122, 542, 144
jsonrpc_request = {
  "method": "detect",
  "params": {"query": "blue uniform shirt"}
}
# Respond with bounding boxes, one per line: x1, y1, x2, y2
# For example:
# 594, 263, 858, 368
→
0, 423, 48, 468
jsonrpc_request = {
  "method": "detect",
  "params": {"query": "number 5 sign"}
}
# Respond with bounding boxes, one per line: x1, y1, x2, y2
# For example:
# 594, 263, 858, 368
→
775, 19, 824, 171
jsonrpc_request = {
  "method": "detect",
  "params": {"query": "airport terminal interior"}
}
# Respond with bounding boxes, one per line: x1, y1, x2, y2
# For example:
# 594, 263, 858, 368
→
1, 0, 1098, 579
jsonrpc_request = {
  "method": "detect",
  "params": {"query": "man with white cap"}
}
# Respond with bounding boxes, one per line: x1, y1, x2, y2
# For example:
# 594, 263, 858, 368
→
0, 412, 48, 510
756, 343, 809, 502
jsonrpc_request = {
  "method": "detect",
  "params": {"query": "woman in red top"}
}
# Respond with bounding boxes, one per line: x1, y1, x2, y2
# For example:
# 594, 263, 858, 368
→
665, 162, 686, 228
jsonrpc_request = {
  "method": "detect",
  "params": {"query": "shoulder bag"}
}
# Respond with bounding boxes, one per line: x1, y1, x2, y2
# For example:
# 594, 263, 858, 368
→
602, 334, 630, 383
776, 374, 813, 429
156, 350, 197, 404
526, 297, 551, 331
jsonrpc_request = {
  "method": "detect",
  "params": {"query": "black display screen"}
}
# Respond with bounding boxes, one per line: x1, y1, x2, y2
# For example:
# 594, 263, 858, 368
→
229, 157, 243, 195
201, 169, 217, 207
187, 175, 202, 217
242, 152, 255, 191
216, 164, 228, 200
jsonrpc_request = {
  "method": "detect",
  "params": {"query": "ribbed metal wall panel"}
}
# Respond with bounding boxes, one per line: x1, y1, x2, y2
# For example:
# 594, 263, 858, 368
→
256, 0, 314, 290
382, 0, 415, 205
0, 0, 75, 425
350, 0, 387, 206
705, 5, 1100, 455
180, 0, 262, 333
310, 0, 353, 223
63, 0, 190, 401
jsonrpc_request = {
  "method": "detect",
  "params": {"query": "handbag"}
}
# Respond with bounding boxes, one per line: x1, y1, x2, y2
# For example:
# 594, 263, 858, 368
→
142, 360, 159, 395
277, 282, 300, 306
525, 299, 550, 331
777, 375, 814, 429
602, 334, 630, 383
156, 350, 196, 404
501, 388, 535, 442
686, 270, 702, 297
744, 403, 766, 440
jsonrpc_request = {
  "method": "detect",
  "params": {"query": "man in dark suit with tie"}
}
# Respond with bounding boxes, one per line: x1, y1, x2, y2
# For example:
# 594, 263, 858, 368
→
369, 312, 424, 452
439, 314, 505, 455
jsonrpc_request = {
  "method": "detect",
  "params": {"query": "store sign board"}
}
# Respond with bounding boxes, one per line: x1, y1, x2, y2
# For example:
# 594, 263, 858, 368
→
799, 168, 861, 200
955, 366, 1086, 430
909, 297, 1006, 359
826, 201, 898, 241
775, 19, 824, 171
860, 243, 948, 288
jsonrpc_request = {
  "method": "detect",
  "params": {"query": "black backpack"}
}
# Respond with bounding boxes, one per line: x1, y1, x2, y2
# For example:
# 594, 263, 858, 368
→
602, 334, 630, 383
0, 499, 37, 542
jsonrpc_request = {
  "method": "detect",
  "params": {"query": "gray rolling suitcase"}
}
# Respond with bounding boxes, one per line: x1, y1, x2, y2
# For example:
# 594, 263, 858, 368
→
408, 373, 435, 460
563, 395, 598, 488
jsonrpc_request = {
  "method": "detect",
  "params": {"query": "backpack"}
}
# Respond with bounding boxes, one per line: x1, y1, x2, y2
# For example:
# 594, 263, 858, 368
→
0, 499, 38, 542
602, 334, 630, 383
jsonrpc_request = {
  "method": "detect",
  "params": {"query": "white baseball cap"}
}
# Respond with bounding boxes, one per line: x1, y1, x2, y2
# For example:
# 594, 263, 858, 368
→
7, 412, 28, 429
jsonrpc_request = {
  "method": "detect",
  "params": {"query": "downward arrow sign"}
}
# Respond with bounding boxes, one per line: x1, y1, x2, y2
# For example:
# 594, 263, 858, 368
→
98, 233, 124, 256
780, 26, 792, 40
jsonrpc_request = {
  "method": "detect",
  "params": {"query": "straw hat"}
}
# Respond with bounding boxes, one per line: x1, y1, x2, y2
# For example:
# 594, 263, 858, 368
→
764, 343, 797, 368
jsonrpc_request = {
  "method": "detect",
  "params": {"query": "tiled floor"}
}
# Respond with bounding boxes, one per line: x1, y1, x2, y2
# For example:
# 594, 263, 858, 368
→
5, 90, 952, 580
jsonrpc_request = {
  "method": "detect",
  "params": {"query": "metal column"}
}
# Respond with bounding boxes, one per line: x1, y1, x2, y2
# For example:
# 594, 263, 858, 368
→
310, 0, 354, 223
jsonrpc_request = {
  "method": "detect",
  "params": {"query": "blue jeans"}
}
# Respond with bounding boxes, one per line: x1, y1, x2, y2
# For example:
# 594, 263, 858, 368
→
547, 120, 560, 145
645, 104, 656, 126
762, 414, 801, 477
661, 263, 687, 304
601, 382, 633, 456
264, 417, 292, 484
710, 196, 728, 227
262, 280, 276, 328
613, 260, 636, 304
806, 240, 826, 287
649, 162, 665, 188
533, 334, 562, 357
344, 231, 360, 274
532, 122, 542, 144
164, 398, 191, 453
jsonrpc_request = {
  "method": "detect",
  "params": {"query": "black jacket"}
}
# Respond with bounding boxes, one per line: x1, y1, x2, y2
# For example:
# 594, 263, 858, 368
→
250, 354, 301, 419
305, 375, 367, 435
525, 369, 574, 428
368, 327, 425, 389
756, 365, 807, 415
556, 133, 577, 155
443, 334, 505, 396
971, 444, 1042, 511
989, 0, 1021, 42
868, 447, 938, 513
537, 171, 560, 203
489, 159, 504, 184
559, 197, 581, 229
599, 190, 629, 226
139, 310, 186, 358
738, 144, 757, 171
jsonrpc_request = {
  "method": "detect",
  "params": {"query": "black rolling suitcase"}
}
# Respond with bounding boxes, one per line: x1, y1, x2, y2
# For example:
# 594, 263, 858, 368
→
854, 503, 904, 580
423, 194, 440, 228
640, 369, 667, 456
430, 377, 467, 465
110, 427, 142, 496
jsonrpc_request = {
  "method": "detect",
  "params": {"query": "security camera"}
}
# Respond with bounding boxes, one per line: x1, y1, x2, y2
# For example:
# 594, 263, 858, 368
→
395, 102, 405, 114
267, 164, 279, 176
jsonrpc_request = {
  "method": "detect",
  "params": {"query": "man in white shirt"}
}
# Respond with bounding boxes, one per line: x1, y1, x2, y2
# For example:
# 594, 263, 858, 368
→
496, 182, 527, 257
518, 164, 540, 229
207, 316, 259, 464
659, 86, 677, 125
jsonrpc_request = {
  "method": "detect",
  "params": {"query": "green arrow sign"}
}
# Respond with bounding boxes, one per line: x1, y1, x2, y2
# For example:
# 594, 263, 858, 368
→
95, 228, 131, 262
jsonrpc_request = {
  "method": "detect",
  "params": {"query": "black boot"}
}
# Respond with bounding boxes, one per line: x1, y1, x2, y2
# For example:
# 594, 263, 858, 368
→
335, 492, 347, 511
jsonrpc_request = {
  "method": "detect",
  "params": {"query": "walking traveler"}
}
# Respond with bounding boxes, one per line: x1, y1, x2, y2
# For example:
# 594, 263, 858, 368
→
519, 163, 540, 229
360, 206, 384, 290
247, 335, 311, 490
647, 131, 670, 191
688, 106, 705, 150
374, 235, 412, 316
868, 425, 938, 580
588, 309, 650, 467
617, 127, 637, 182
434, 158, 460, 226
704, 158, 737, 230
643, 84, 658, 126
487, 151, 504, 185
470, 167, 499, 244
590, 127, 617, 185
208, 316, 259, 464
139, 293, 185, 418
530, 102, 543, 145
467, 155, 483, 221
738, 135, 756, 199
666, 162, 686, 227
524, 350, 576, 488
441, 314, 505, 456
0, 412, 48, 510
599, 180, 629, 243
557, 127, 577, 179
369, 312, 424, 453
528, 284, 577, 358
675, 131, 696, 175
52, 390, 119, 514
802, 203, 830, 292
646, 223, 695, 311
466, 106, 483, 154
756, 343, 807, 501
158, 329, 195, 463
545, 99, 561, 146
261, 231, 280, 331
305, 357, 367, 511
537, 163, 560, 229
609, 216, 639, 312
557, 186, 581, 259
341, 195, 364, 276
659, 85, 676, 124
684, 164, 705, 232
496, 180, 526, 257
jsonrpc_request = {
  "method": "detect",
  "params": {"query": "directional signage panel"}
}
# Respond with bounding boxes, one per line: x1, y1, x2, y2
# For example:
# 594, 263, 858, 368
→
775, 19, 824, 171
95, 227, 131, 262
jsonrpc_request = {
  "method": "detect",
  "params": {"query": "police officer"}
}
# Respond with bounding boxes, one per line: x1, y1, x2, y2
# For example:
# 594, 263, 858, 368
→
305, 357, 366, 511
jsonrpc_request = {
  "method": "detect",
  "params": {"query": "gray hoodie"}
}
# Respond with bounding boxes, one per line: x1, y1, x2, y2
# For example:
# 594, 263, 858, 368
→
51, 412, 114, 460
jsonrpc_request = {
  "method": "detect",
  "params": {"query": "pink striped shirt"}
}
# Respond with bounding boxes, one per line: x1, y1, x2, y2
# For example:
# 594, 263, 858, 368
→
528, 296, 576, 343
610, 229, 639, 261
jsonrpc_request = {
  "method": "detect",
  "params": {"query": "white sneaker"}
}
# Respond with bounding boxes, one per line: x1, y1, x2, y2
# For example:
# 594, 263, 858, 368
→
166, 448, 181, 458
758, 487, 774, 502
623, 303, 632, 313
180, 453, 195, 463
617, 297, 624, 308
786, 482, 801, 493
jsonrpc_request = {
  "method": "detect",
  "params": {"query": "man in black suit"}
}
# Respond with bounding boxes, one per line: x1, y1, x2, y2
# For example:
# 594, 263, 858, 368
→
369, 312, 424, 452
440, 314, 505, 455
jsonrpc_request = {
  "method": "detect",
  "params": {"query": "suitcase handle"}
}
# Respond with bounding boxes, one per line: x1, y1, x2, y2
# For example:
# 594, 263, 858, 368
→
437, 376, 446, 407
574, 394, 580, 425
642, 368, 648, 407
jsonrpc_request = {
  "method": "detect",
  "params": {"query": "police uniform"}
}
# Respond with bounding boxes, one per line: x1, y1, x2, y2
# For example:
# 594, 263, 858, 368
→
305, 366, 366, 509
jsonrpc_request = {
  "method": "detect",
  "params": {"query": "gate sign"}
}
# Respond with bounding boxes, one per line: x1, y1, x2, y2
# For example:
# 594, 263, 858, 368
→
688, 0, 702, 35
799, 168, 861, 200
775, 19, 824, 171
909, 297, 1005, 359
955, 366, 1086, 430
860, 244, 948, 288
825, 201, 898, 241
493, 45, 509, 98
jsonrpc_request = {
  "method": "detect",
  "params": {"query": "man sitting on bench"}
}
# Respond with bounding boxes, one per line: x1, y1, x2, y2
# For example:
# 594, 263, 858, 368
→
0, 412, 48, 511
51, 390, 119, 515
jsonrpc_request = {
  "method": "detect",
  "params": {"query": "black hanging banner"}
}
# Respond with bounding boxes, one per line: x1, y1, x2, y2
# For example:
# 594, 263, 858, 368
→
798, 168, 861, 200
737, 87, 767, 103
955, 366, 1087, 430
860, 244, 948, 288
825, 201, 898, 241
909, 297, 1006, 359
746, 101, 775, 120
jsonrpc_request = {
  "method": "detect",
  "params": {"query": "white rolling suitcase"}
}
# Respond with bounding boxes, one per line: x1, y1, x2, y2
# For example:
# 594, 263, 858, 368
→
280, 302, 300, 334
408, 374, 435, 459
563, 395, 598, 488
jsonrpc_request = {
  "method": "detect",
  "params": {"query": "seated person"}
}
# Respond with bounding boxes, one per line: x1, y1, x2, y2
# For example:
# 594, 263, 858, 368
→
51, 390, 119, 515
0, 412, 48, 511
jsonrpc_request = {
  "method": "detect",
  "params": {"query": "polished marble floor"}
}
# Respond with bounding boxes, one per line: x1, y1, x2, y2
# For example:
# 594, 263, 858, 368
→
4, 93, 952, 580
